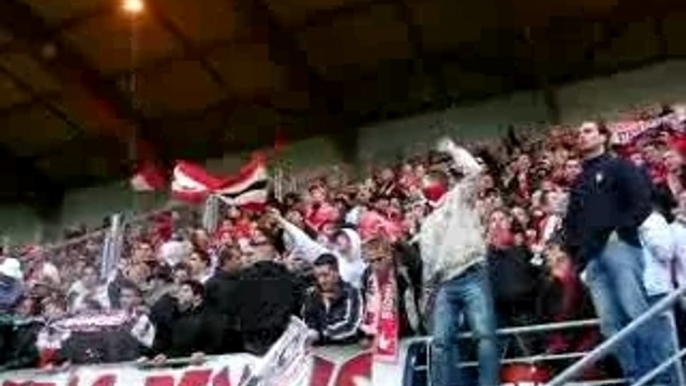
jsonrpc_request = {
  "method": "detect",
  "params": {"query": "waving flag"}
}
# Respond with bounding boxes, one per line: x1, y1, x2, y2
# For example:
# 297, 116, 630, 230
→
171, 161, 223, 203
173, 153, 269, 208
216, 153, 269, 210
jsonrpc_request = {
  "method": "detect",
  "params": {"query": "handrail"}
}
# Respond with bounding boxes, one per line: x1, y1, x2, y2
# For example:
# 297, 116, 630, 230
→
546, 285, 686, 386
405, 318, 599, 343
632, 348, 686, 386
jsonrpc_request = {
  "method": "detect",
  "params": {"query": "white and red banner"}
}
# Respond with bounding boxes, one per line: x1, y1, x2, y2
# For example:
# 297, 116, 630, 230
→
0, 354, 258, 386
171, 153, 268, 208
0, 342, 373, 386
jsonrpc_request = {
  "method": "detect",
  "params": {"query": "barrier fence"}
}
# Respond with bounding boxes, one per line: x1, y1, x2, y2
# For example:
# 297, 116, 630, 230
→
1, 318, 611, 386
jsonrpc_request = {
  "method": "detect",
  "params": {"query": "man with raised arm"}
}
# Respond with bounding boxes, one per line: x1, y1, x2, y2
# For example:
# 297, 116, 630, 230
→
419, 137, 499, 386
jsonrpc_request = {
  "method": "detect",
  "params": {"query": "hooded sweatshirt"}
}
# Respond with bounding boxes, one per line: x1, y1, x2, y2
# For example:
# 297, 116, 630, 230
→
279, 219, 366, 288
337, 229, 366, 289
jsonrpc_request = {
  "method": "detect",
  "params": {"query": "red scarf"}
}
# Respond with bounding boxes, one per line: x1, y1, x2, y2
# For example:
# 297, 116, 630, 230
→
362, 270, 399, 362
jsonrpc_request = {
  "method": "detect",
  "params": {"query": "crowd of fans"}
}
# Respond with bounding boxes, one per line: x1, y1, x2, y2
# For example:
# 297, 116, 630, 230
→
0, 104, 685, 385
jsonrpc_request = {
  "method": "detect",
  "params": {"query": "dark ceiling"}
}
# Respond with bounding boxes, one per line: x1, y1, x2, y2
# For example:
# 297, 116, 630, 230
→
0, 0, 685, 205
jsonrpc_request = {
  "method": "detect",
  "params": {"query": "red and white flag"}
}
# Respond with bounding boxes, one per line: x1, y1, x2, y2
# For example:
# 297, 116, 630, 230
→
130, 162, 166, 192
216, 152, 269, 210
172, 153, 269, 208
171, 161, 224, 203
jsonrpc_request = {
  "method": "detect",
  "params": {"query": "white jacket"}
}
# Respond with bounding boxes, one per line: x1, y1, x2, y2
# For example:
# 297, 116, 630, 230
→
419, 146, 486, 296
638, 212, 675, 296
279, 218, 366, 288
671, 217, 686, 289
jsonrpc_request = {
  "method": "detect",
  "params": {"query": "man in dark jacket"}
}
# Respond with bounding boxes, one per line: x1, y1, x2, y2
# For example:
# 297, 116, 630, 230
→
153, 280, 224, 361
205, 246, 243, 353
235, 228, 303, 355
563, 121, 672, 384
303, 254, 363, 345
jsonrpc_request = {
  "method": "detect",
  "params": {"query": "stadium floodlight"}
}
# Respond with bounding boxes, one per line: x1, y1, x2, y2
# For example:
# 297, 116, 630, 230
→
122, 0, 144, 14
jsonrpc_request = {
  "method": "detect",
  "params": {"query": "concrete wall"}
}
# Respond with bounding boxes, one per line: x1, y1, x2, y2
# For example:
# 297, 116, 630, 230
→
357, 90, 550, 162
557, 61, 686, 124
0, 205, 42, 245
2, 60, 686, 243
357, 61, 686, 160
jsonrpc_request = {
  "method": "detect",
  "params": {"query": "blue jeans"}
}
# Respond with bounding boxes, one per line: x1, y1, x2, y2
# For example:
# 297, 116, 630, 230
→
585, 238, 676, 384
430, 263, 500, 386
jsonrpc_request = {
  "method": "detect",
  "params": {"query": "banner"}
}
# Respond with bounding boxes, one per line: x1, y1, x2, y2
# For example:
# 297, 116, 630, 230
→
609, 112, 684, 145
0, 318, 376, 386
240, 317, 311, 386
0, 354, 258, 386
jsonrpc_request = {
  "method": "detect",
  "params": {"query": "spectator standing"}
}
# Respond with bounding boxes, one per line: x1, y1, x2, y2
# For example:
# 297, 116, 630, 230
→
187, 249, 213, 284
563, 121, 671, 383
360, 238, 421, 346
486, 209, 542, 329
653, 149, 686, 222
274, 210, 365, 287
303, 254, 363, 345
204, 246, 243, 353
152, 280, 223, 360
420, 138, 499, 386
235, 228, 303, 355
331, 229, 366, 288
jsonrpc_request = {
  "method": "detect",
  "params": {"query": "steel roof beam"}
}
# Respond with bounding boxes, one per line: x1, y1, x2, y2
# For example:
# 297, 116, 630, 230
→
235, 0, 343, 120
0, 0, 160, 162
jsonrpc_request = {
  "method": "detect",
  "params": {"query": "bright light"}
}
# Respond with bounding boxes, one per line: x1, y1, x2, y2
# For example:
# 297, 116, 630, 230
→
122, 0, 144, 14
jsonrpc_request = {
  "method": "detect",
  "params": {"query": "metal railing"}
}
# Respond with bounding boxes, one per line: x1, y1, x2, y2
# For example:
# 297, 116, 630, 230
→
404, 318, 629, 385
546, 285, 686, 386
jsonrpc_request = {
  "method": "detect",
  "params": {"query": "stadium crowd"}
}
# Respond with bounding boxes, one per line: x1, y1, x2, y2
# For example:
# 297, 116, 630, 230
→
1, 103, 686, 385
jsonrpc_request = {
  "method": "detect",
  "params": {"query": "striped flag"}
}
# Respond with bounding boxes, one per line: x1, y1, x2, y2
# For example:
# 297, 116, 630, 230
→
215, 153, 269, 210
171, 161, 224, 203
172, 153, 269, 209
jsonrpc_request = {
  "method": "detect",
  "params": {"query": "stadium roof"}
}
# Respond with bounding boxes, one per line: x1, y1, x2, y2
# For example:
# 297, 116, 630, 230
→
0, 0, 685, 205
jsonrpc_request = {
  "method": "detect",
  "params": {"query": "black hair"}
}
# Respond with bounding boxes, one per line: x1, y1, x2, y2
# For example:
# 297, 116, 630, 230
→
314, 253, 339, 271
181, 279, 205, 299
119, 280, 143, 298
596, 120, 610, 137
218, 245, 241, 266
191, 249, 211, 267
151, 264, 173, 283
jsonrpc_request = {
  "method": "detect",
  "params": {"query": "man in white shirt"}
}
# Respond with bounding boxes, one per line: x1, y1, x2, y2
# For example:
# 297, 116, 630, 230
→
420, 138, 499, 386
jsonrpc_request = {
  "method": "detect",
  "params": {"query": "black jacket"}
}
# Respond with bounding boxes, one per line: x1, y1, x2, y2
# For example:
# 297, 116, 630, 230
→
204, 270, 242, 353
563, 153, 652, 269
0, 316, 40, 370
235, 261, 303, 354
303, 281, 363, 345
154, 303, 224, 358
487, 245, 543, 323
